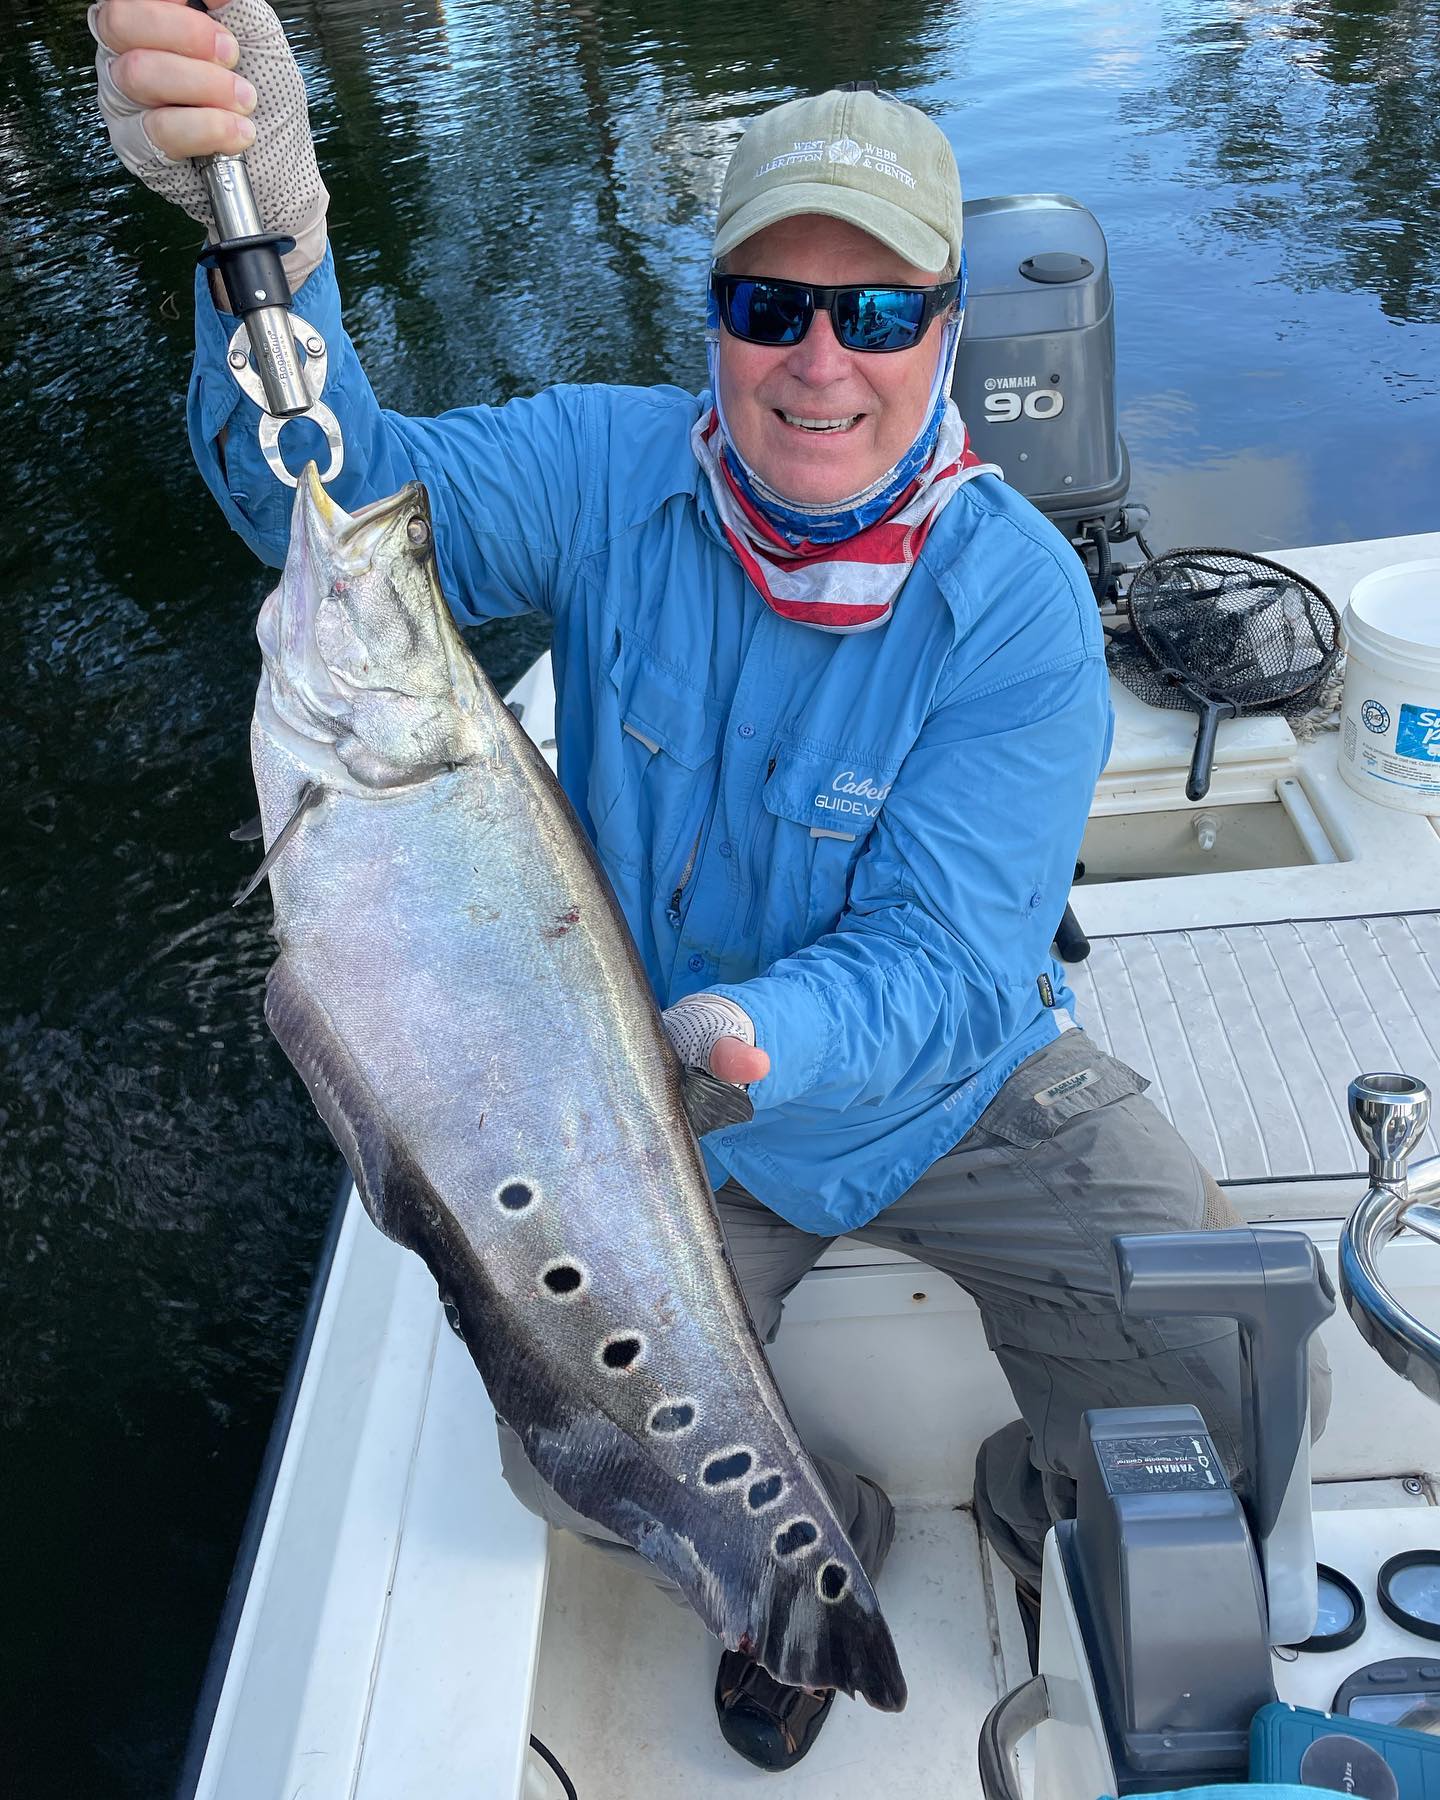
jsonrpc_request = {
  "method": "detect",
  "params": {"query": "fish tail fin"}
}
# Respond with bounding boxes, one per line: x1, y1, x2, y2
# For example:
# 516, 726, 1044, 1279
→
742, 1538, 907, 1711
517, 1415, 907, 1712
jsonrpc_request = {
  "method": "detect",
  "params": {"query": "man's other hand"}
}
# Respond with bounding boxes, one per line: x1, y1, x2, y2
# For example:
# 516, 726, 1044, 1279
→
661, 993, 770, 1087
710, 1035, 770, 1085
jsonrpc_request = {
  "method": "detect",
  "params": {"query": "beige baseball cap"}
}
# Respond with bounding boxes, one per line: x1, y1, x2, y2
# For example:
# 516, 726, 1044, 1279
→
714, 87, 962, 276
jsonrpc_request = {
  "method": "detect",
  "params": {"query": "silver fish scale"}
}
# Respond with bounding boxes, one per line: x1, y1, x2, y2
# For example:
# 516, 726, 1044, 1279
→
264, 751, 719, 1418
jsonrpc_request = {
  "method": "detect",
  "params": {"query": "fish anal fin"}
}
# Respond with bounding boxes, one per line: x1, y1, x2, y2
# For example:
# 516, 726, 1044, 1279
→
263, 954, 439, 1255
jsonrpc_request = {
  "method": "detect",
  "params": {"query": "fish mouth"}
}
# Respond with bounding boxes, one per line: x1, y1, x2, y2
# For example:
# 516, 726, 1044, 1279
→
257, 463, 406, 750
299, 459, 341, 532
297, 461, 429, 551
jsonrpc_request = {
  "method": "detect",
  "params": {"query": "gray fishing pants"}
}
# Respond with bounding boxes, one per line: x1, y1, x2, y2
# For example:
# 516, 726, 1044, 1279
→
497, 1028, 1332, 1596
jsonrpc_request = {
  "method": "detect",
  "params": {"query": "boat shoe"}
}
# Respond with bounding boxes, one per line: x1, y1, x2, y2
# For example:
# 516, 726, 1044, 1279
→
714, 1651, 836, 1770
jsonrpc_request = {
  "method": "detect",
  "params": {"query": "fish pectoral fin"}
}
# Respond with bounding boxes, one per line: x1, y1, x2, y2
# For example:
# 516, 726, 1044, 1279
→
229, 813, 264, 843
680, 1066, 754, 1138
232, 783, 325, 907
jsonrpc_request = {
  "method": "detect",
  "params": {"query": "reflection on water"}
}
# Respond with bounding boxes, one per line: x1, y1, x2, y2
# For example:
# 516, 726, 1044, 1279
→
2, 0, 1437, 1791
1143, 0, 1440, 326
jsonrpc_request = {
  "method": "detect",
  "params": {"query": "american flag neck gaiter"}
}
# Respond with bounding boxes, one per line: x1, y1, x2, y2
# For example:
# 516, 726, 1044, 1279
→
690, 398, 998, 633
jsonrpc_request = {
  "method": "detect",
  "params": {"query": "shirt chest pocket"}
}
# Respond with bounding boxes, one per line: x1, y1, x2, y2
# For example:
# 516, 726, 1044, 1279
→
755, 742, 898, 962
590, 635, 723, 878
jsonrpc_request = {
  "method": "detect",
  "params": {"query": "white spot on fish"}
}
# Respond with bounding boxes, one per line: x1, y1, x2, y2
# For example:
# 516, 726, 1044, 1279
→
818, 1560, 849, 1602
746, 1472, 785, 1512
773, 1517, 819, 1559
649, 1400, 697, 1436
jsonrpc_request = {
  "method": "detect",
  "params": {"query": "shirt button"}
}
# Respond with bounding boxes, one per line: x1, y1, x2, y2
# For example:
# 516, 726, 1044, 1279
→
718, 841, 733, 858
687, 953, 705, 973
737, 722, 755, 739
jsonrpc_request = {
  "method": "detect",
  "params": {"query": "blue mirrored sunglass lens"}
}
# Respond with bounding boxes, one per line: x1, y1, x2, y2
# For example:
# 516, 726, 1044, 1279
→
835, 288, 926, 349
724, 280, 809, 344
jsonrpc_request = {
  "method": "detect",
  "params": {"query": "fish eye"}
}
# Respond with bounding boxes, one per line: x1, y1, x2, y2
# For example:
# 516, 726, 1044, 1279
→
406, 515, 431, 549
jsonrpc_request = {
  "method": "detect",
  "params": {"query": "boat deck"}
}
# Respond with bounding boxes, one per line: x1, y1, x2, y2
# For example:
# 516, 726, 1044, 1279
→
186, 530, 1440, 1800
530, 1487, 1440, 1800
530, 1502, 1023, 1799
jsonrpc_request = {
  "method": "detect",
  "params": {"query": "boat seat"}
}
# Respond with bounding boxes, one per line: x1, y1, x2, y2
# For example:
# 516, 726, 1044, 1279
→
1068, 910, 1440, 1215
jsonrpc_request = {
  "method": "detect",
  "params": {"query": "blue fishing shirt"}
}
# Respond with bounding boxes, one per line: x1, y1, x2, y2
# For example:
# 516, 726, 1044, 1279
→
188, 248, 1113, 1237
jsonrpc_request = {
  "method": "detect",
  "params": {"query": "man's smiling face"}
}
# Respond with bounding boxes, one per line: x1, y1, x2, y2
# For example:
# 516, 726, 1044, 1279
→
716, 213, 950, 507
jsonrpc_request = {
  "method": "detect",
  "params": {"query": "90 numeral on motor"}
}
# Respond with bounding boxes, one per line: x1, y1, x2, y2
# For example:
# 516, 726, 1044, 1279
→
983, 390, 1065, 422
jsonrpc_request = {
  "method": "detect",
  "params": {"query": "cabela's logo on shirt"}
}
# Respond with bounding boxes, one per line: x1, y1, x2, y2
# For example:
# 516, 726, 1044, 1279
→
814, 769, 893, 819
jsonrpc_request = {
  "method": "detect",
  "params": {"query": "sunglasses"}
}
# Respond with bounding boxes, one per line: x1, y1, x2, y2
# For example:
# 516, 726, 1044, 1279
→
711, 272, 960, 354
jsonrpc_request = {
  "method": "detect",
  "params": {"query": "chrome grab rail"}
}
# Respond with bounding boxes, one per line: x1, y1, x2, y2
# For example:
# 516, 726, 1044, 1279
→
1339, 1074, 1440, 1406
1408, 1154, 1440, 1207
977, 1675, 1050, 1800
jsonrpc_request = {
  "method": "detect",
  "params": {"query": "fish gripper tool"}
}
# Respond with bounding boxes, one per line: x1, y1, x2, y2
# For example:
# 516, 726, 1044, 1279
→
191, 144, 343, 487
195, 155, 343, 489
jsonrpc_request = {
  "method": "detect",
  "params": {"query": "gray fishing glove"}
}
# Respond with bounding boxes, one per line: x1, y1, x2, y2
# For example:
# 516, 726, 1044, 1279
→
89, 0, 329, 289
661, 993, 757, 1082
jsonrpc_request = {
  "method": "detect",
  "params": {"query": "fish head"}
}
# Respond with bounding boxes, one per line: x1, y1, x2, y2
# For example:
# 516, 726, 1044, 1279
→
257, 464, 488, 788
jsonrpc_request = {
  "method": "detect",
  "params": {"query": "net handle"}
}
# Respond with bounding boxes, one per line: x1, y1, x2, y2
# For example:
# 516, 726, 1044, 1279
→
1188, 692, 1238, 800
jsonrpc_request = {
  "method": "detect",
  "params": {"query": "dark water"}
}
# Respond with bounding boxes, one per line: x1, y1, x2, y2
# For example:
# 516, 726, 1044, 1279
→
2, 0, 1437, 1791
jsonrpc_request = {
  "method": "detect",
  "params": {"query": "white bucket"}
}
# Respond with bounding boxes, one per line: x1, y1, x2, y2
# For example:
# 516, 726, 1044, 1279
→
1338, 557, 1440, 815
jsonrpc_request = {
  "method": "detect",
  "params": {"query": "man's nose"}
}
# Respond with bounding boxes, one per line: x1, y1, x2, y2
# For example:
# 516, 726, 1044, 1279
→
783, 306, 853, 384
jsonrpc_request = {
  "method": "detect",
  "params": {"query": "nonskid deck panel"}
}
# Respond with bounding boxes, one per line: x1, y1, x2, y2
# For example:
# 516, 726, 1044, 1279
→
1069, 911, 1440, 1183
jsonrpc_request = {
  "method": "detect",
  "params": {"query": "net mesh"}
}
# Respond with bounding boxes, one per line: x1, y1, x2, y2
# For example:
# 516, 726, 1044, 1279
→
1109, 548, 1340, 716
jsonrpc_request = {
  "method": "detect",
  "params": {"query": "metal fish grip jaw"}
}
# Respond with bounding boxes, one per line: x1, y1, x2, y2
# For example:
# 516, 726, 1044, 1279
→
192, 153, 343, 488
219, 309, 342, 486
1341, 1073, 1440, 1405
1107, 548, 1340, 800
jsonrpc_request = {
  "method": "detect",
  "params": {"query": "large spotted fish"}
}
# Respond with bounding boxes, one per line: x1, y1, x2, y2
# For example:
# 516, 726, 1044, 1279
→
242, 464, 906, 1710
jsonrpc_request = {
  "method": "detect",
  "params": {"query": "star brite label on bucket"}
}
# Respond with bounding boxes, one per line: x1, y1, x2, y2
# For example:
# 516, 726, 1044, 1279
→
1395, 705, 1440, 763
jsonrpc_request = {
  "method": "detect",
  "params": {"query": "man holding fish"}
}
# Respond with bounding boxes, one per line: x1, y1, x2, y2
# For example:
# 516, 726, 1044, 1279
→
92, 0, 1327, 1771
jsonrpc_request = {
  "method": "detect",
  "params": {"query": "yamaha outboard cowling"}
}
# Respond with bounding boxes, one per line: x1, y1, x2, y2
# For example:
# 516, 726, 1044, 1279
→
955, 195, 1146, 596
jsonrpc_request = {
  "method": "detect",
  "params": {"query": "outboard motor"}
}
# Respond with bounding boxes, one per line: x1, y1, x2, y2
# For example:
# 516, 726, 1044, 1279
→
955, 194, 1151, 599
